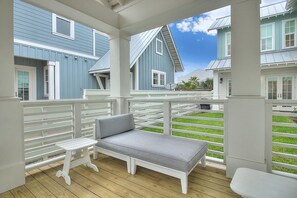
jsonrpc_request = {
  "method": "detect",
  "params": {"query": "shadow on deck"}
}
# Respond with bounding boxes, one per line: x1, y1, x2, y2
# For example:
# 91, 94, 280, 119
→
0, 155, 240, 198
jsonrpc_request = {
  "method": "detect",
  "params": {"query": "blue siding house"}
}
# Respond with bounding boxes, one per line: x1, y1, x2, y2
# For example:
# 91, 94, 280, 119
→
89, 26, 183, 90
207, 1, 297, 101
13, 0, 182, 100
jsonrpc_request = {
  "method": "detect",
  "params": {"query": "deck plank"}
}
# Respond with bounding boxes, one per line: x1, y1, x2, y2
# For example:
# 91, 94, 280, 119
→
40, 164, 99, 198
0, 156, 239, 198
24, 175, 55, 198
28, 169, 77, 198
9, 185, 35, 198
50, 163, 122, 198
0, 191, 15, 198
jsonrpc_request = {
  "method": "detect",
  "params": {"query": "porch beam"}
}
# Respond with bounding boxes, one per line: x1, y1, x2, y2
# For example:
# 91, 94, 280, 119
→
109, 30, 131, 114
226, 0, 266, 177
0, 0, 25, 193
120, 0, 232, 34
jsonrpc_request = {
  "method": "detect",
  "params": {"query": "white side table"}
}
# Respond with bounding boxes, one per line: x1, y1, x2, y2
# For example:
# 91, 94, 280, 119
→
231, 168, 297, 198
56, 138, 99, 185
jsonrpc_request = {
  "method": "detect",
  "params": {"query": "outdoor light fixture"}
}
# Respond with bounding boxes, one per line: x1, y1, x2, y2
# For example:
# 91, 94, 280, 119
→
220, 78, 223, 84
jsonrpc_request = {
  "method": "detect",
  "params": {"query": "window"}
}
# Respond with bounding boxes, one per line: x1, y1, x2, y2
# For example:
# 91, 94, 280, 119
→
156, 38, 163, 55
52, 13, 75, 39
261, 23, 274, 51
44, 67, 49, 97
152, 70, 166, 87
283, 19, 296, 48
225, 32, 231, 56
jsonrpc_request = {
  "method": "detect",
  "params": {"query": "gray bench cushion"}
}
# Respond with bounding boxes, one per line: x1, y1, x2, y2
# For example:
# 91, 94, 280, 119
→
96, 130, 208, 172
95, 114, 135, 139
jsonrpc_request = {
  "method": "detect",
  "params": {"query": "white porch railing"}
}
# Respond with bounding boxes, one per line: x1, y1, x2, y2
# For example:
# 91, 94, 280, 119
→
21, 99, 115, 170
83, 89, 213, 100
266, 100, 297, 178
128, 98, 227, 164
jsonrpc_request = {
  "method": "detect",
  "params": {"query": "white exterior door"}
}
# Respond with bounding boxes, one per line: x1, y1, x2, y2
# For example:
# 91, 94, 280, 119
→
15, 66, 36, 101
266, 76, 294, 100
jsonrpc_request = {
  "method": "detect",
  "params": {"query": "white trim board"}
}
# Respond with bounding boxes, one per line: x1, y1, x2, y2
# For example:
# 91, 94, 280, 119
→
14, 39, 99, 60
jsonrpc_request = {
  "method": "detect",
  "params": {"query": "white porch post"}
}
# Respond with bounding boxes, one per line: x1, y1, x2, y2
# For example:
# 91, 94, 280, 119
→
226, 0, 266, 177
48, 62, 55, 100
0, 0, 25, 193
109, 30, 131, 114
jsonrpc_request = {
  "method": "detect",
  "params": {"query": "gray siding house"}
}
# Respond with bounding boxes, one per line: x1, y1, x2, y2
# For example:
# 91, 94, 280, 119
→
14, 0, 182, 100
207, 1, 297, 102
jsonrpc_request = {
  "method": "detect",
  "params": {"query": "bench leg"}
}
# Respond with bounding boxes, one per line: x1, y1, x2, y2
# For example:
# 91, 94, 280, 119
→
93, 147, 98, 160
56, 150, 72, 185
201, 154, 206, 167
83, 148, 99, 172
130, 158, 137, 175
127, 157, 131, 174
181, 174, 188, 194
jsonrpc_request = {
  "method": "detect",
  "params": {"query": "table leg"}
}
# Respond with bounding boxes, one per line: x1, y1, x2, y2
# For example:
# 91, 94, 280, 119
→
56, 150, 72, 185
83, 147, 99, 172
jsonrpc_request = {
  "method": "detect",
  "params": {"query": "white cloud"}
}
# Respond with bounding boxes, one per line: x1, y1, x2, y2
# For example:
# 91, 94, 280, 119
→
175, 0, 285, 36
175, 6, 230, 36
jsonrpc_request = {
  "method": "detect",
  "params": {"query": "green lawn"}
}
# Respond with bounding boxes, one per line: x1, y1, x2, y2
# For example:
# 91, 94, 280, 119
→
141, 113, 297, 174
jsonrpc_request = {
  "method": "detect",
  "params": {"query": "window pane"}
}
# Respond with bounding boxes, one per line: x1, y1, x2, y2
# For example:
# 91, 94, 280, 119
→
283, 77, 292, 100
160, 74, 165, 85
56, 17, 71, 36
153, 73, 158, 85
268, 77, 277, 100
18, 71, 30, 101
156, 40, 162, 54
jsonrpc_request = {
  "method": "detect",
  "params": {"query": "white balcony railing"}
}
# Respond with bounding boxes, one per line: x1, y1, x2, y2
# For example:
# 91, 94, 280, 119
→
266, 100, 297, 178
128, 98, 227, 164
22, 99, 115, 170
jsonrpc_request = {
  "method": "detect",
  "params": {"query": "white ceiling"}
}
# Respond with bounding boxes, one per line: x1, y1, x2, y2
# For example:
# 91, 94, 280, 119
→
25, 0, 233, 35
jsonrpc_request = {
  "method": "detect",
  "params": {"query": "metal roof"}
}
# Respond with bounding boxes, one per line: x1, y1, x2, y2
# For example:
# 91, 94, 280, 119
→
208, 1, 288, 31
286, 0, 297, 11
206, 49, 297, 70
89, 26, 183, 73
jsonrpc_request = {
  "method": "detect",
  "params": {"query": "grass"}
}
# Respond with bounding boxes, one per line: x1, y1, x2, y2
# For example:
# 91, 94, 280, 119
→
141, 112, 297, 174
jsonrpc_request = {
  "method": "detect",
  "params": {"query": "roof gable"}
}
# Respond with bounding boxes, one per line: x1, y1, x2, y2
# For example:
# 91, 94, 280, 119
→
89, 25, 183, 73
209, 1, 289, 31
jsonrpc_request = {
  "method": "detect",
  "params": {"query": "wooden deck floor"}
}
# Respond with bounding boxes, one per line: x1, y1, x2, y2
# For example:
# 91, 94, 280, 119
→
0, 155, 240, 198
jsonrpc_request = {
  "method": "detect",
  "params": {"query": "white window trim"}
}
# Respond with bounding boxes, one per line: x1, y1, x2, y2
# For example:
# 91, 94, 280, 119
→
52, 13, 75, 40
156, 38, 163, 55
152, 70, 166, 87
44, 66, 49, 97
92, 29, 109, 57
260, 22, 275, 52
282, 18, 297, 49
225, 32, 231, 57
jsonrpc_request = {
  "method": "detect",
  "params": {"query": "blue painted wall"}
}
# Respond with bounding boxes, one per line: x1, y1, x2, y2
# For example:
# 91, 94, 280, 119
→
14, 43, 99, 99
217, 12, 297, 59
14, 0, 109, 58
13, 0, 107, 99
138, 32, 175, 90
95, 32, 110, 57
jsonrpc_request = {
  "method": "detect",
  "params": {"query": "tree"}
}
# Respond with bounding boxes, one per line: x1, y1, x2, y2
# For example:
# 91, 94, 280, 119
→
176, 76, 199, 91
200, 78, 213, 90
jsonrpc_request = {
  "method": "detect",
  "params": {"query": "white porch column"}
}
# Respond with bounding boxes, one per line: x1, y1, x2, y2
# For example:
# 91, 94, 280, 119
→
109, 30, 131, 114
0, 0, 25, 193
226, 0, 266, 177
48, 62, 55, 100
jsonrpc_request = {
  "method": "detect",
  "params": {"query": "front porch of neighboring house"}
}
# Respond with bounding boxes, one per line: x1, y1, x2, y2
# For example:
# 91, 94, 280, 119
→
1, 0, 297, 195
212, 66, 297, 101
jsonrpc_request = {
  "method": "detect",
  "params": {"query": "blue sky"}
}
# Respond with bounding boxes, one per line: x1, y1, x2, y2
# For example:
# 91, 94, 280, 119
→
170, 0, 285, 78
